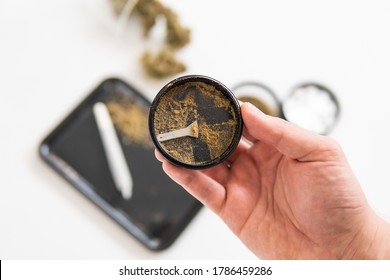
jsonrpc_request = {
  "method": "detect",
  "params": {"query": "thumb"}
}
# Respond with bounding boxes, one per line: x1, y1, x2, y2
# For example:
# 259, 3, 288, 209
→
241, 102, 335, 160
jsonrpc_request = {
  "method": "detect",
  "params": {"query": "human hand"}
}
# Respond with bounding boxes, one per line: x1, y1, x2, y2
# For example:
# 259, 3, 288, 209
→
155, 102, 390, 259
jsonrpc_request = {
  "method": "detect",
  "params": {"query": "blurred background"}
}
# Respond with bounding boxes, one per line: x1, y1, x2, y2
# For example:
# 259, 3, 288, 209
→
1, 0, 390, 259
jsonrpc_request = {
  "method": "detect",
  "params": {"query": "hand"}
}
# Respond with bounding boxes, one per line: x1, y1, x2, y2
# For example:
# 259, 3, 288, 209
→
156, 102, 390, 259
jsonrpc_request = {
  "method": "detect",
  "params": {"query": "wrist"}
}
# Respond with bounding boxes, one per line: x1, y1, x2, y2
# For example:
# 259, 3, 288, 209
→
372, 218, 390, 259
346, 212, 390, 259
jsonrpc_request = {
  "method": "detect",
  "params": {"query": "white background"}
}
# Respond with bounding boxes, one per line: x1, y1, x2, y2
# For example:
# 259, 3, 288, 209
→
1, 0, 390, 259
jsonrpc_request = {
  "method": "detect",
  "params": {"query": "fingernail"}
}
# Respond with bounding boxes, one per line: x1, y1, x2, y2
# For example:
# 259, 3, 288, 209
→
155, 149, 164, 162
245, 102, 265, 115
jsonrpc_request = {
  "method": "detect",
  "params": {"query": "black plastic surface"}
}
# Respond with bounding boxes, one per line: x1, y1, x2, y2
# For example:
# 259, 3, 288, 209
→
39, 78, 202, 251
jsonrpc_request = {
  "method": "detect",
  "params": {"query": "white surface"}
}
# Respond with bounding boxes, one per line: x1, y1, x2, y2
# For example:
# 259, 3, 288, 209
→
1, 0, 390, 259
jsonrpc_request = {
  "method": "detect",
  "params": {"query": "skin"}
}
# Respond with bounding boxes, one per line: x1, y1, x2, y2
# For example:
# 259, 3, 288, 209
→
155, 102, 390, 259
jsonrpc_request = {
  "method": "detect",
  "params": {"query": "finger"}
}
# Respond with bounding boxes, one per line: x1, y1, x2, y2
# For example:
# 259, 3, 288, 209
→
155, 149, 165, 162
156, 149, 229, 185
225, 139, 250, 165
155, 140, 249, 186
201, 163, 229, 186
155, 150, 226, 213
241, 102, 333, 161
242, 123, 257, 144
161, 160, 226, 214
200, 139, 251, 184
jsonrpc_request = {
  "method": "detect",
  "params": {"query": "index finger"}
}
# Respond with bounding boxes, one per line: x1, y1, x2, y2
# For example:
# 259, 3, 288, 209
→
241, 102, 338, 161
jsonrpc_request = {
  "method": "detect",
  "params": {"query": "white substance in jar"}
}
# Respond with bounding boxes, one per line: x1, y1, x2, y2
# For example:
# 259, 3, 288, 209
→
282, 85, 339, 134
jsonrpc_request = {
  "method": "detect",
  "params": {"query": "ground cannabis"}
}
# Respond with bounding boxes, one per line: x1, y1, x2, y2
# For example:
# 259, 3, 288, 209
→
107, 98, 153, 149
111, 0, 190, 78
153, 81, 239, 165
